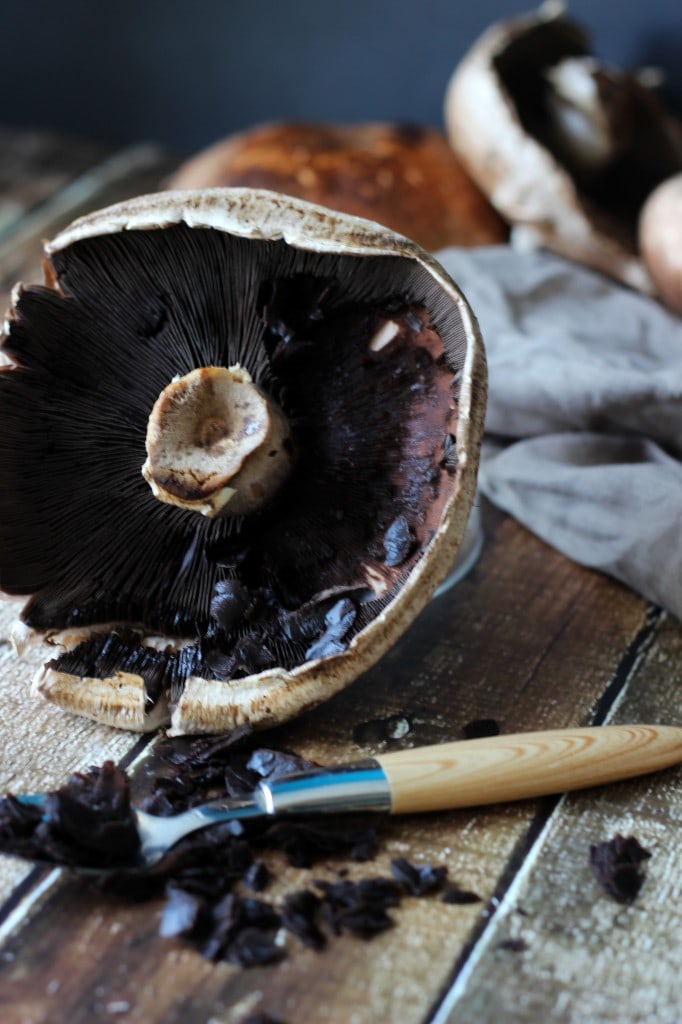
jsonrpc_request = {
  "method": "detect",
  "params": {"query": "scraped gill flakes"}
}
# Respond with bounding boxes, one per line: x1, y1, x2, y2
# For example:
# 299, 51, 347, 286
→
0, 734, 483, 966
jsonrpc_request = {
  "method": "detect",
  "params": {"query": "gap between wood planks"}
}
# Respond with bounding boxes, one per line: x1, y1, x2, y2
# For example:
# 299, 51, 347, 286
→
0, 132, 672, 1021
0, 605, 666, 955
424, 604, 666, 1024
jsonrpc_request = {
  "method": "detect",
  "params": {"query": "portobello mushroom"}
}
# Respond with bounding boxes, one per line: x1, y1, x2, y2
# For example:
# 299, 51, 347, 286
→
445, 3, 682, 292
0, 188, 486, 734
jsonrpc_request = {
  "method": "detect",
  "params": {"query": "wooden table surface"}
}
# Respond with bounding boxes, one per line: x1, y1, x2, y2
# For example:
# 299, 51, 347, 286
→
0, 129, 680, 1024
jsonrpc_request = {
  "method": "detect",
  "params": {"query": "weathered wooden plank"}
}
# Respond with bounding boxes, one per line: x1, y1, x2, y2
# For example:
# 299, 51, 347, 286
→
274, 508, 655, 761
0, 507, 655, 1024
434, 611, 682, 1024
0, 132, 672, 1023
0, 128, 113, 239
0, 141, 175, 311
0, 601, 144, 796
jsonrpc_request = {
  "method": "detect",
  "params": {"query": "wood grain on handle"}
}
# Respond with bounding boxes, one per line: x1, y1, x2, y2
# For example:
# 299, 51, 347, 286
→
375, 725, 682, 814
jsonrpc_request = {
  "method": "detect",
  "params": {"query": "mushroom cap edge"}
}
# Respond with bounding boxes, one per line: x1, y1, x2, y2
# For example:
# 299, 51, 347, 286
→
26, 187, 487, 734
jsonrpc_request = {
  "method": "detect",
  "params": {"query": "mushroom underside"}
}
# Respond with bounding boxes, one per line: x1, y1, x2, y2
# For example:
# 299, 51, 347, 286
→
447, 8, 682, 285
0, 221, 473, 730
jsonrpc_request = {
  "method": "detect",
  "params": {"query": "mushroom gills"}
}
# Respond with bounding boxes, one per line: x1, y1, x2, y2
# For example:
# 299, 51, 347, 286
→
445, 7, 682, 290
0, 210, 478, 731
491, 12, 682, 232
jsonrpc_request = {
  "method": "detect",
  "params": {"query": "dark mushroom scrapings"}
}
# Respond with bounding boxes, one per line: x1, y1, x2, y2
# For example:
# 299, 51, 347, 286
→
0, 189, 486, 733
0, 734, 479, 967
0, 761, 140, 869
589, 833, 652, 903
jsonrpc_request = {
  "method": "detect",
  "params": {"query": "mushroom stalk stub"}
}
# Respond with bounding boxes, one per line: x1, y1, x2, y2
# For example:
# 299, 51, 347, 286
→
142, 364, 294, 516
0, 189, 486, 734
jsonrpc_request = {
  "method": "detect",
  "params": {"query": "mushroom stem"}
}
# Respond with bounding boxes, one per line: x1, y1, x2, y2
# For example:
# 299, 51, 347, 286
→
142, 365, 294, 517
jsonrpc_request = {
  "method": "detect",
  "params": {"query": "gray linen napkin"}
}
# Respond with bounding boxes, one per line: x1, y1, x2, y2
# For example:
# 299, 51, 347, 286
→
436, 245, 682, 618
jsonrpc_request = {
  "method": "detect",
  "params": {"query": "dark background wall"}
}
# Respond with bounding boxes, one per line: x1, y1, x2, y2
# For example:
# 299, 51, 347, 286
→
2, 0, 680, 155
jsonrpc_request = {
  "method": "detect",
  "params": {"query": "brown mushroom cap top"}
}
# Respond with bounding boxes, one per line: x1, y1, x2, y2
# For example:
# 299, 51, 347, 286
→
0, 189, 486, 735
167, 121, 508, 251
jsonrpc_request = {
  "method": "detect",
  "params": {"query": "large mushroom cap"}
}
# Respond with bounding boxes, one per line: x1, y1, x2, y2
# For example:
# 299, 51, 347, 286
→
445, 3, 682, 292
0, 188, 486, 734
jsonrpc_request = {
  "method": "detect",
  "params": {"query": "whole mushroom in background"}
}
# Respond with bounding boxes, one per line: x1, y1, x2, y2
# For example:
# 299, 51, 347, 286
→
0, 188, 486, 735
167, 121, 508, 252
445, 2, 682, 294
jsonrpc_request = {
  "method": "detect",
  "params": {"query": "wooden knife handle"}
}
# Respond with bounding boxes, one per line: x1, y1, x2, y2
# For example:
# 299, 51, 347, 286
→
374, 725, 682, 814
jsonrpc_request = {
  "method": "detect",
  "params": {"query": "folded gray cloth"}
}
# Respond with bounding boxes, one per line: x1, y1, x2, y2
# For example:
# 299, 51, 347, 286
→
436, 245, 682, 618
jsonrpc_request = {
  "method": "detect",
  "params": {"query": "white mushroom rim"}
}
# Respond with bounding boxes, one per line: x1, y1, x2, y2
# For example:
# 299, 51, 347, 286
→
0, 188, 486, 734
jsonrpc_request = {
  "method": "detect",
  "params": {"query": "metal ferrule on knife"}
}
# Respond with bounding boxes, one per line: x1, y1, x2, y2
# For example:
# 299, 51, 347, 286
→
258, 760, 392, 816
